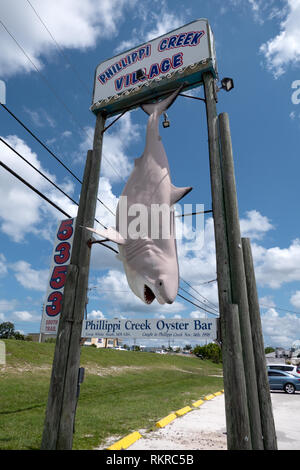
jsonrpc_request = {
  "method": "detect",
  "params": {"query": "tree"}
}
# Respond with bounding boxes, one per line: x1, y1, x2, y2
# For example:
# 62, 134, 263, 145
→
265, 347, 275, 354
0, 322, 25, 340
193, 343, 222, 363
0, 322, 15, 339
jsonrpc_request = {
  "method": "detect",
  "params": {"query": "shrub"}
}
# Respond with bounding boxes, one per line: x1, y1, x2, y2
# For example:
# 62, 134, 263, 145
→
193, 343, 222, 363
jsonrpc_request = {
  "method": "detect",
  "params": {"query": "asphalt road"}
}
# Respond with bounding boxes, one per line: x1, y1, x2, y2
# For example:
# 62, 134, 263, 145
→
129, 391, 300, 450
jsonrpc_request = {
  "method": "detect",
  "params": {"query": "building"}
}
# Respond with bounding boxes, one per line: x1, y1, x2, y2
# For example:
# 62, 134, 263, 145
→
83, 337, 121, 348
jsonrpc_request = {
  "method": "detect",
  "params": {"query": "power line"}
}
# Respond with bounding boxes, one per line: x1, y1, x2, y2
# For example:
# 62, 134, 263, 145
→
177, 293, 219, 317
0, 18, 125, 183
0, 136, 79, 207
0, 136, 107, 229
0, 159, 72, 219
179, 285, 219, 315
180, 277, 219, 311
25, 0, 90, 95
260, 303, 300, 316
0, 103, 116, 219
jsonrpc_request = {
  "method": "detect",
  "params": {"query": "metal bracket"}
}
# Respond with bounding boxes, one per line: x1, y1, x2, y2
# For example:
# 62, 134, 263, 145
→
87, 237, 118, 254
101, 110, 128, 134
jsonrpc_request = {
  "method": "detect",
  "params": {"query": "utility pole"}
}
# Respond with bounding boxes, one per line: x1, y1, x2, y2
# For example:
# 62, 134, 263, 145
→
41, 112, 106, 450
242, 237, 278, 450
218, 112, 264, 449
203, 71, 252, 450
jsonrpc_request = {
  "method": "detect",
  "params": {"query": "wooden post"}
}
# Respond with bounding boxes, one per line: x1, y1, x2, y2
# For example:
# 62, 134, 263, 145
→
242, 238, 278, 450
203, 72, 251, 450
218, 112, 264, 449
41, 112, 106, 450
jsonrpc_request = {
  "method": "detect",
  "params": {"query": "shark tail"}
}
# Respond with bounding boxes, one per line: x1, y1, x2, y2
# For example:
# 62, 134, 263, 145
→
141, 85, 184, 116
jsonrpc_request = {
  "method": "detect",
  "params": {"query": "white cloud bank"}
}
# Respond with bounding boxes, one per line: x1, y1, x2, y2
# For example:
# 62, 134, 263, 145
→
0, 0, 137, 77
260, 0, 300, 77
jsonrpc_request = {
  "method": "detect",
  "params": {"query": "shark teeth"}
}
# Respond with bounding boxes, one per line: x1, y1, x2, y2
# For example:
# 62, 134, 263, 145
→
144, 285, 155, 304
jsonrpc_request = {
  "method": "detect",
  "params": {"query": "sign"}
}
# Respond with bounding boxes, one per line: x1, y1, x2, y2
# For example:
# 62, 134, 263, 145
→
81, 318, 217, 341
40, 218, 76, 335
91, 18, 217, 116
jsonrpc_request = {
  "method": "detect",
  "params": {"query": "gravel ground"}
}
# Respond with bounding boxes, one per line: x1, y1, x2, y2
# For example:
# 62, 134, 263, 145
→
128, 392, 300, 450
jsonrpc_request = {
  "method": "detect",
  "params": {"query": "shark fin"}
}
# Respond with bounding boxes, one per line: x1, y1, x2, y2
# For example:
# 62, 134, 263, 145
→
141, 103, 157, 116
84, 226, 126, 245
170, 184, 193, 205
141, 85, 184, 116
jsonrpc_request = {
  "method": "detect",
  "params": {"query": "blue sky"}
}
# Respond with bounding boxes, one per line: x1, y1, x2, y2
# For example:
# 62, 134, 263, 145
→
1, 0, 300, 348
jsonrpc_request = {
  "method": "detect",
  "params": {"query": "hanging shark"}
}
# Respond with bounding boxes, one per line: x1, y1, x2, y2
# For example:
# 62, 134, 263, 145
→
86, 87, 192, 305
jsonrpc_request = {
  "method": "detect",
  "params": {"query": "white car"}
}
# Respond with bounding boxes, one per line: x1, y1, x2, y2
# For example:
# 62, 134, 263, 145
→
267, 363, 300, 377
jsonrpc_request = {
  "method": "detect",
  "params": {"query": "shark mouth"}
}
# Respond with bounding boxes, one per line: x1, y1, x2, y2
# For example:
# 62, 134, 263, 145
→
144, 285, 155, 304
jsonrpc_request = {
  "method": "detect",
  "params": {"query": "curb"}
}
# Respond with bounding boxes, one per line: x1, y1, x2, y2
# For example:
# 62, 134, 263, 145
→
107, 431, 142, 450
175, 405, 192, 417
156, 413, 177, 428
106, 390, 224, 450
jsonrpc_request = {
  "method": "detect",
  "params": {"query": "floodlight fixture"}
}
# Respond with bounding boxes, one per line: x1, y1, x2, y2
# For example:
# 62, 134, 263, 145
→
221, 77, 234, 92
162, 112, 170, 128
136, 69, 146, 80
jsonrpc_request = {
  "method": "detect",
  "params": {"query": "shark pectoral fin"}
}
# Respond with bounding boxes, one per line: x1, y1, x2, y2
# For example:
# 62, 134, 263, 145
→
170, 184, 193, 205
84, 226, 126, 245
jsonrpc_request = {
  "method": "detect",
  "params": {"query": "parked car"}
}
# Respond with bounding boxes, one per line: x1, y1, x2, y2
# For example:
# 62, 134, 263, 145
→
267, 363, 300, 377
268, 369, 300, 394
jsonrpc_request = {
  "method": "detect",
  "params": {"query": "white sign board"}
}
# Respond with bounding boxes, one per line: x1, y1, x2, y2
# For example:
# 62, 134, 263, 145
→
82, 318, 217, 341
40, 218, 76, 335
91, 18, 217, 116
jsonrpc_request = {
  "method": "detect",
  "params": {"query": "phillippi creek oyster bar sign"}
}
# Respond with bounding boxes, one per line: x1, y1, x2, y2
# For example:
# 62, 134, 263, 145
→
81, 318, 217, 340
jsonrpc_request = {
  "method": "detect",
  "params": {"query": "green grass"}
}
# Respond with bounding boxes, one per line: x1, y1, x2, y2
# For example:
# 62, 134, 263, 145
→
0, 340, 223, 450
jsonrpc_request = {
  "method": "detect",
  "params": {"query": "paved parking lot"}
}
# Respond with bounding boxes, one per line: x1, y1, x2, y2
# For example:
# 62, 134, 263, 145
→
129, 391, 300, 450
271, 391, 300, 450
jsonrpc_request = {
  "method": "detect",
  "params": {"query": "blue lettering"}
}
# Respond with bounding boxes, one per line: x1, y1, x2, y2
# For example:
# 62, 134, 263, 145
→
168, 36, 177, 48
115, 76, 124, 91
176, 33, 186, 47
125, 74, 131, 87
190, 31, 204, 45
158, 38, 168, 51
172, 52, 183, 69
131, 52, 138, 63
160, 58, 171, 73
131, 71, 139, 85
149, 63, 160, 79
138, 47, 146, 60
183, 32, 193, 46
98, 73, 106, 84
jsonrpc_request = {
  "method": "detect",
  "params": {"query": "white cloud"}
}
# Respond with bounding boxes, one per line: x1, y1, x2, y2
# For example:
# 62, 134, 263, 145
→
13, 310, 39, 322
0, 298, 18, 313
145, 11, 184, 42
0, 0, 137, 77
78, 112, 140, 183
189, 310, 207, 319
0, 254, 8, 276
254, 238, 300, 288
0, 134, 77, 242
240, 210, 274, 240
10, 261, 49, 292
260, 0, 300, 77
93, 269, 185, 316
114, 4, 185, 54
87, 310, 106, 320
261, 307, 300, 348
290, 290, 300, 308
